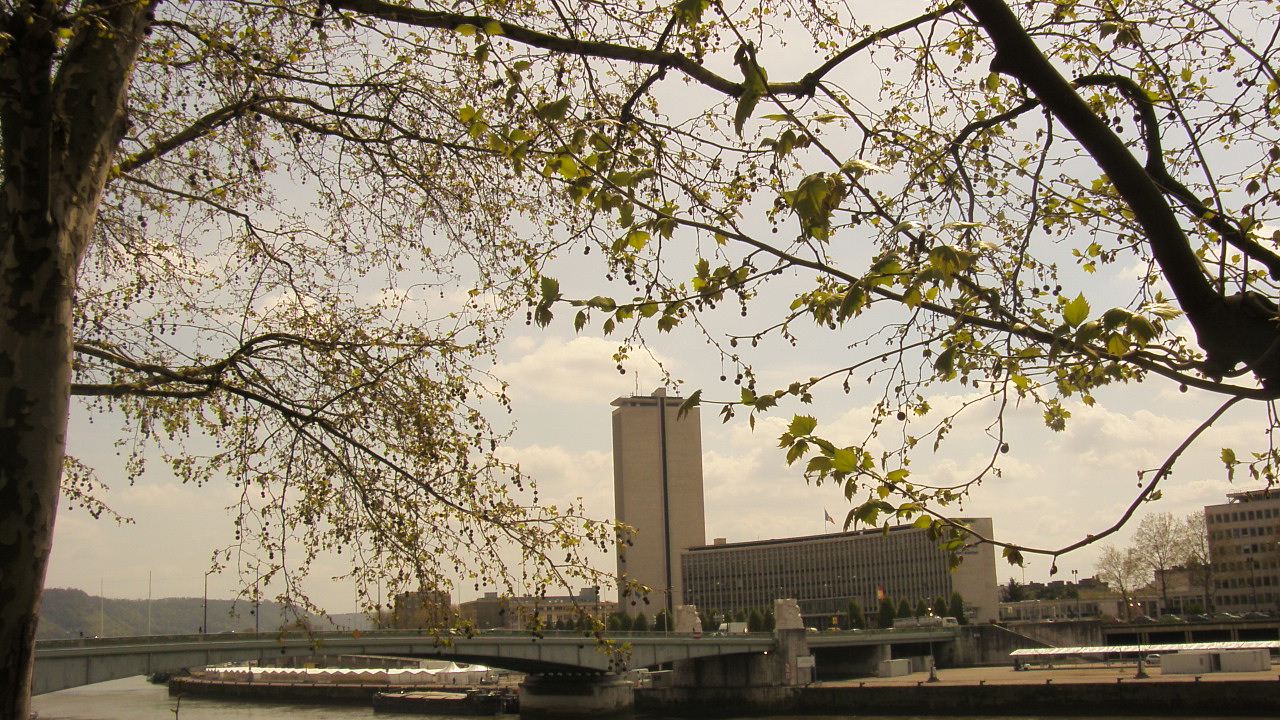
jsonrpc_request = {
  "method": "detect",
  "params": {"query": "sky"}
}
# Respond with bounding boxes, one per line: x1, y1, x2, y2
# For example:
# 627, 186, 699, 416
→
38, 1, 1276, 617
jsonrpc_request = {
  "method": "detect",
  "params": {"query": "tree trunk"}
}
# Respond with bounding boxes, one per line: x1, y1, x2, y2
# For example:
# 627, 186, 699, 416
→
0, 3, 154, 714
0, 230, 75, 719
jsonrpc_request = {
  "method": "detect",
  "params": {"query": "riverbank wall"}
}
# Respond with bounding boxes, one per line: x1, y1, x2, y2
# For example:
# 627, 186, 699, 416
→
637, 679, 1280, 717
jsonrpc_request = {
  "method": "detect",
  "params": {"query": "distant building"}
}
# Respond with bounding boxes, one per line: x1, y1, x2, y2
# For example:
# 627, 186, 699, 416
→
457, 588, 617, 630
681, 519, 1000, 627
389, 589, 454, 629
1206, 489, 1280, 613
998, 590, 1157, 621
612, 389, 706, 614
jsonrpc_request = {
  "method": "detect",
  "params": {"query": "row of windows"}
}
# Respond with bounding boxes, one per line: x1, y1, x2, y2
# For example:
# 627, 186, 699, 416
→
1216, 591, 1276, 606
1213, 560, 1280, 575
1207, 506, 1280, 524
1217, 575, 1277, 589
1211, 545, 1280, 561
1210, 525, 1278, 540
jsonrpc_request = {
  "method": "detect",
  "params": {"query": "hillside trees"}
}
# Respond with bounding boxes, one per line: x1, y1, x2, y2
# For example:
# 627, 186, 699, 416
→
520, 0, 1280, 566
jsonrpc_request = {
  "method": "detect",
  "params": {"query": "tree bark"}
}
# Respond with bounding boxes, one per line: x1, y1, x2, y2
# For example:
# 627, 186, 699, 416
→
963, 0, 1280, 383
0, 3, 154, 715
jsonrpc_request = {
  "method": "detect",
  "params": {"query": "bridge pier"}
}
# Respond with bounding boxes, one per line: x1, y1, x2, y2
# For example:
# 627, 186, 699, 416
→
518, 673, 633, 717
669, 599, 814, 689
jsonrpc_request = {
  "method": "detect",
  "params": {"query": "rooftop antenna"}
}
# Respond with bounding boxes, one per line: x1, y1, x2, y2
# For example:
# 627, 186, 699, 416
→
634, 370, 640, 397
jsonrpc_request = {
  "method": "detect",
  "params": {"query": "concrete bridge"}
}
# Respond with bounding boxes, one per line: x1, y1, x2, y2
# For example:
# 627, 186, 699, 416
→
33, 626, 958, 695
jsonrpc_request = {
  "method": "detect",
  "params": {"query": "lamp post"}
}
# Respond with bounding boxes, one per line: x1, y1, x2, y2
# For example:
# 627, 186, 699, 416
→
202, 570, 214, 634
254, 572, 261, 634
1072, 570, 1081, 618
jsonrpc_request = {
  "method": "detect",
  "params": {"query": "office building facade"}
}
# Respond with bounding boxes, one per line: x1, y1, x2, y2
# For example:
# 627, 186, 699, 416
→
1206, 489, 1280, 613
612, 389, 706, 614
681, 519, 1000, 627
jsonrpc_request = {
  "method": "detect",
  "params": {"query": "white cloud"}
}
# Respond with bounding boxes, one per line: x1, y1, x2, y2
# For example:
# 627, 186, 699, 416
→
496, 335, 670, 405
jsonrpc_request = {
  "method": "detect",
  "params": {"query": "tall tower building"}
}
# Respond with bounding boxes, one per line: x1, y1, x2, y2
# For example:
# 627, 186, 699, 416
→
612, 389, 706, 614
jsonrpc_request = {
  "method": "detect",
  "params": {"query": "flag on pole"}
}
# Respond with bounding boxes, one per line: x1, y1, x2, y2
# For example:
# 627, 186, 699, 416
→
824, 509, 835, 525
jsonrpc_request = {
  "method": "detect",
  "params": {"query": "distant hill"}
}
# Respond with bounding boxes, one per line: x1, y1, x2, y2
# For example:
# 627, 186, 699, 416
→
37, 588, 374, 639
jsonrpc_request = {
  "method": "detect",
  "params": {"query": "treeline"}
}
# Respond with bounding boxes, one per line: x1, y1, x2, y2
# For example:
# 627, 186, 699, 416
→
868, 592, 967, 629
1095, 512, 1211, 615
36, 588, 371, 639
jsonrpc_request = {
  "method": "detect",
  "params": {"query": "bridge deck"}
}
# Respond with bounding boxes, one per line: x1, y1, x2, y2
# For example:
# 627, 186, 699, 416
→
33, 627, 957, 695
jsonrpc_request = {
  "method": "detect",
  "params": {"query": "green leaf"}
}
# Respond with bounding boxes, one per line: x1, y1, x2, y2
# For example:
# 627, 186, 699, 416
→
1063, 293, 1090, 327
785, 440, 808, 465
539, 275, 560, 302
806, 456, 833, 475
1125, 315, 1159, 343
1106, 333, 1130, 356
832, 447, 859, 473
573, 310, 588, 332
788, 415, 818, 437
733, 45, 767, 136
934, 345, 957, 375
1143, 302, 1183, 320
1002, 547, 1025, 567
678, 390, 702, 419
837, 284, 866, 321
853, 502, 881, 527
673, 0, 709, 26
537, 97, 572, 121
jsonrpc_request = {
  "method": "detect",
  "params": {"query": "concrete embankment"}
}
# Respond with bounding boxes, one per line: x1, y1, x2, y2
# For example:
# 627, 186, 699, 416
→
639, 682, 1277, 717
637, 666, 1280, 718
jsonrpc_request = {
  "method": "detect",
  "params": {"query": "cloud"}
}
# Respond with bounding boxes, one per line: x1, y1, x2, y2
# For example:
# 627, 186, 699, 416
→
499, 443, 614, 519
496, 335, 671, 405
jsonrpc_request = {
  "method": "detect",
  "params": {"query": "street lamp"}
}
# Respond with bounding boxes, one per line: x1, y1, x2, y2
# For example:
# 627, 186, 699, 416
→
203, 569, 215, 634
254, 572, 261, 634
1072, 570, 1081, 618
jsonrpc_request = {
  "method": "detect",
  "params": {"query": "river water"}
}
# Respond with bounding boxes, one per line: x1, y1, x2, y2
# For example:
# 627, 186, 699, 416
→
30, 676, 1255, 720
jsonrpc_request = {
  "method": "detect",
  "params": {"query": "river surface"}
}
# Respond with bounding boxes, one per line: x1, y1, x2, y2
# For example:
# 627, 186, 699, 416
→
30, 676, 1256, 720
